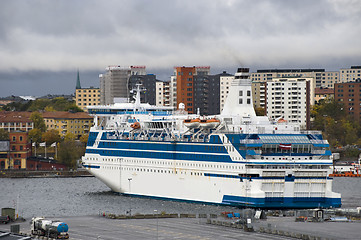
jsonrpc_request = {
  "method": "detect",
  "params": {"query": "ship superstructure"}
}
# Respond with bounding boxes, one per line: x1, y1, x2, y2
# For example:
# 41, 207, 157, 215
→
82, 68, 341, 209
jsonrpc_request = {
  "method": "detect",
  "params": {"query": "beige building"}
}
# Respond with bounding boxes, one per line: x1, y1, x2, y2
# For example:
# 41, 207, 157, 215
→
252, 81, 267, 109
155, 81, 171, 107
42, 112, 93, 138
251, 69, 339, 88
219, 75, 234, 112
340, 66, 361, 82
314, 88, 334, 104
75, 87, 100, 112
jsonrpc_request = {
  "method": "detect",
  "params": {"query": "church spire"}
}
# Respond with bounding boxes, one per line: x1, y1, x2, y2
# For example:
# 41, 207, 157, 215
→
76, 69, 81, 89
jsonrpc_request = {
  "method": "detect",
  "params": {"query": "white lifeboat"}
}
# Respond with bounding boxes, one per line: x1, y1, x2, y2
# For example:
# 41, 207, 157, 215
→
183, 118, 200, 128
199, 118, 220, 129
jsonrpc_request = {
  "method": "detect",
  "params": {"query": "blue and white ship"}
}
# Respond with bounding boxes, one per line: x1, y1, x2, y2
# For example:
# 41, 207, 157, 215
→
82, 68, 341, 209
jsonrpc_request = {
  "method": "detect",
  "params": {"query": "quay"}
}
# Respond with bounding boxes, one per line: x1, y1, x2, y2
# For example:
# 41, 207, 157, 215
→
1, 212, 360, 240
0, 169, 93, 178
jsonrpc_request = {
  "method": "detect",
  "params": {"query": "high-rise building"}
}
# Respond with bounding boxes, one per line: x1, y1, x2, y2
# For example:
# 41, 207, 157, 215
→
173, 66, 210, 113
155, 80, 171, 107
100, 66, 146, 105
334, 80, 361, 121
266, 77, 311, 129
219, 75, 234, 112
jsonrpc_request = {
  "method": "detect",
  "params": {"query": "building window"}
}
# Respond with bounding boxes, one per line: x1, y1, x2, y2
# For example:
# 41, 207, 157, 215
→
247, 90, 251, 96
12, 136, 16, 142
239, 91, 243, 96
239, 98, 243, 104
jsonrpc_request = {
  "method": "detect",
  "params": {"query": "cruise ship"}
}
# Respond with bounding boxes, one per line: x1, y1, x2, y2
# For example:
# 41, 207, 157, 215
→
82, 68, 341, 209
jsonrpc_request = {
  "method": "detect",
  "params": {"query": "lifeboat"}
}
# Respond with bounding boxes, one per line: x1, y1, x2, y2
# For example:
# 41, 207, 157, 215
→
130, 122, 141, 129
199, 118, 220, 129
183, 118, 200, 128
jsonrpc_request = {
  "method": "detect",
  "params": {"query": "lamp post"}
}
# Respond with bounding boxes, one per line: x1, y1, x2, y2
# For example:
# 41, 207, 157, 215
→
154, 209, 158, 240
128, 178, 132, 216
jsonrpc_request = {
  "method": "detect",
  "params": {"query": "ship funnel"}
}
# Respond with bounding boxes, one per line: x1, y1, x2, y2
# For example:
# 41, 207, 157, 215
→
221, 68, 256, 117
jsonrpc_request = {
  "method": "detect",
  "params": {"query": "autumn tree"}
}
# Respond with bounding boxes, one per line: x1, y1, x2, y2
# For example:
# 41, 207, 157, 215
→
42, 129, 61, 146
30, 112, 46, 132
28, 128, 42, 144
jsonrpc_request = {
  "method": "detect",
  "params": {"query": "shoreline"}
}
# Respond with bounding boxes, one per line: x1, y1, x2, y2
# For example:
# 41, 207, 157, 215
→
0, 169, 93, 178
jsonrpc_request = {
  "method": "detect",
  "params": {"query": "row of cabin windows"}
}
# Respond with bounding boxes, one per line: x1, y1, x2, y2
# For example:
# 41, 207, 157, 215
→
86, 157, 243, 170
100, 165, 203, 176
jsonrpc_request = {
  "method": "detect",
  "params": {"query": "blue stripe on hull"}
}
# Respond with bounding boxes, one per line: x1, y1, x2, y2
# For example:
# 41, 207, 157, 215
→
116, 191, 341, 209
222, 195, 342, 209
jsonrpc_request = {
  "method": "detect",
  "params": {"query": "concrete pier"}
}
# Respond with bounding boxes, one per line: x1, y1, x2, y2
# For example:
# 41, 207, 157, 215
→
0, 214, 360, 240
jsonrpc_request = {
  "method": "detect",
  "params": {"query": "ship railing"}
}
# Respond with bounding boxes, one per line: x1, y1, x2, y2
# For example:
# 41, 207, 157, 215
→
239, 139, 262, 144
311, 150, 326, 155
310, 139, 329, 145
300, 130, 322, 135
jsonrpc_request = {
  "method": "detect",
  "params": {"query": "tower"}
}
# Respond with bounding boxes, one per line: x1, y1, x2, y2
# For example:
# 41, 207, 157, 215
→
76, 69, 81, 89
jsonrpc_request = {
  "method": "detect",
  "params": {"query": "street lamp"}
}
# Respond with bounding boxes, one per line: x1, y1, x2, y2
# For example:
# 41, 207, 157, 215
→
154, 209, 158, 240
128, 178, 132, 216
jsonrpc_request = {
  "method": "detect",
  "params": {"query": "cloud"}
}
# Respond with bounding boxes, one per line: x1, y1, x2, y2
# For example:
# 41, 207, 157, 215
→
0, 0, 361, 96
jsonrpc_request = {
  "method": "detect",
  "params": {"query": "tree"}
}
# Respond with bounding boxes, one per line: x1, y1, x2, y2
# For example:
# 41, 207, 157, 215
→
0, 129, 9, 140
64, 132, 76, 141
30, 112, 47, 132
42, 129, 61, 146
79, 134, 89, 146
58, 140, 85, 169
28, 128, 42, 144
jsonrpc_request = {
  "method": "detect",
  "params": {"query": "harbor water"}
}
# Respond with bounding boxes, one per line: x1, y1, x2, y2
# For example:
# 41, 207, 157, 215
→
0, 177, 360, 219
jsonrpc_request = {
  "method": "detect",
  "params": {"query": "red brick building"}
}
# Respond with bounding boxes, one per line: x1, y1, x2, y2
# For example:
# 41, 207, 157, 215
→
0, 132, 32, 169
334, 80, 361, 121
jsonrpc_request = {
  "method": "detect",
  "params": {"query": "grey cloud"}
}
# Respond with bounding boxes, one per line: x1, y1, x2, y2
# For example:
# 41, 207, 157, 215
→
0, 0, 360, 96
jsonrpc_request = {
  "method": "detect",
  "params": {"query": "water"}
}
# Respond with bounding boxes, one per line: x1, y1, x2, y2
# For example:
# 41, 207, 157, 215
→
0, 177, 360, 219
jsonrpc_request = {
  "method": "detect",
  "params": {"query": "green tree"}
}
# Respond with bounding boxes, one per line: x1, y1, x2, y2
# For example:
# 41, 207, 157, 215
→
0, 129, 9, 140
42, 129, 61, 146
30, 112, 47, 132
28, 128, 42, 144
58, 140, 84, 169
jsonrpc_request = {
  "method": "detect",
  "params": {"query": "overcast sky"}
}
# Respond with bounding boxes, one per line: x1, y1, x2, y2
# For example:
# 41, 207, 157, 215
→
0, 0, 361, 97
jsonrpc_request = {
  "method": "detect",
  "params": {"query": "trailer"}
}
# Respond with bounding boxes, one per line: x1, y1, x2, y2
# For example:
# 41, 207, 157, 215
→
31, 217, 69, 239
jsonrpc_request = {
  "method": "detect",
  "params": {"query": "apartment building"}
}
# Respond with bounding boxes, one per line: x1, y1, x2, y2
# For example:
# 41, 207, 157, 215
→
75, 87, 100, 112
252, 81, 267, 110
334, 80, 361, 121
155, 80, 171, 107
339, 66, 361, 82
266, 78, 311, 129
42, 111, 93, 138
220, 75, 234, 112
0, 112, 33, 132
251, 69, 339, 88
